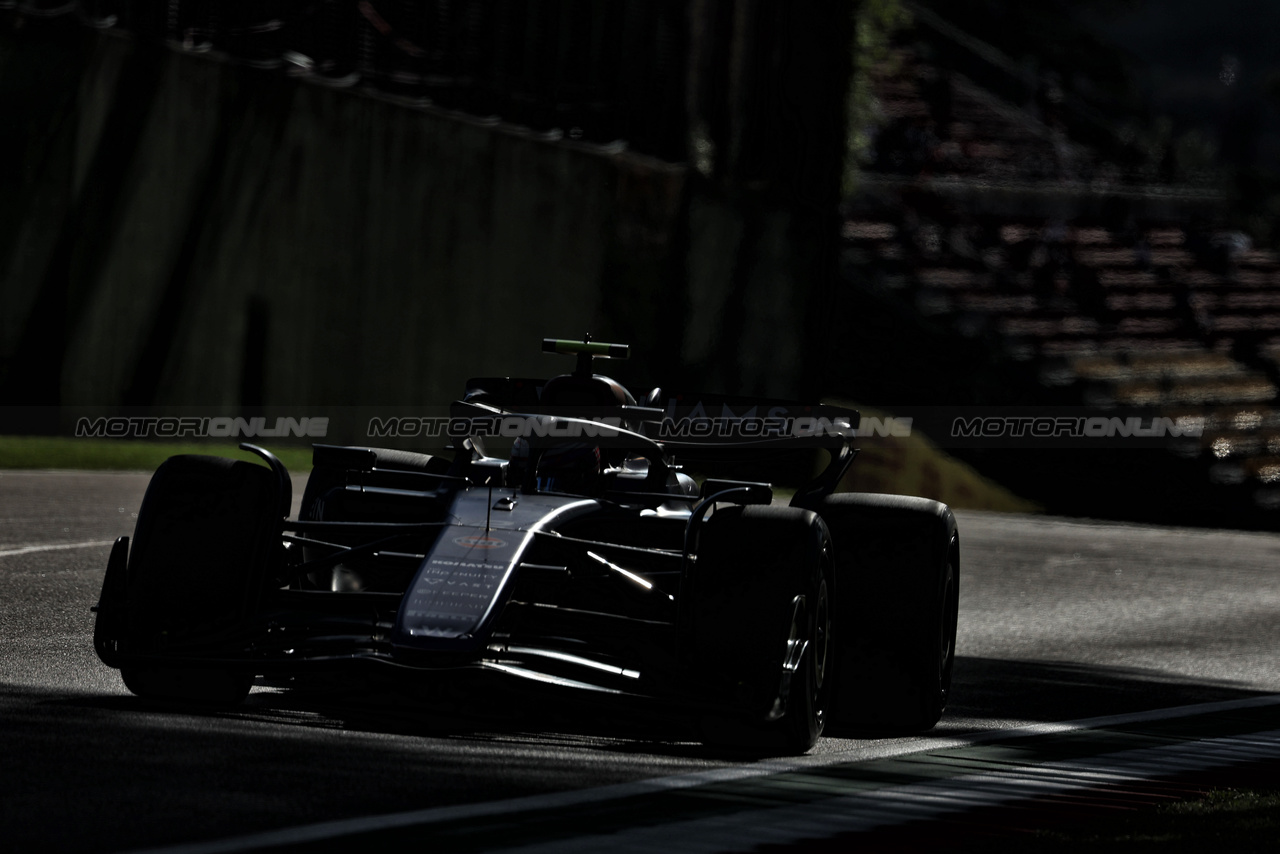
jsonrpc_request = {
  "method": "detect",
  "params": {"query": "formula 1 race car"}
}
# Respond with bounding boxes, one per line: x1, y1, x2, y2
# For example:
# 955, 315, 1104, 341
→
93, 338, 958, 754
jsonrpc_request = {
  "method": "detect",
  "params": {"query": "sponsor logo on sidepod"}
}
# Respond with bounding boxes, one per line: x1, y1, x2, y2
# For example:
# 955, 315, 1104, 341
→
452, 535, 508, 550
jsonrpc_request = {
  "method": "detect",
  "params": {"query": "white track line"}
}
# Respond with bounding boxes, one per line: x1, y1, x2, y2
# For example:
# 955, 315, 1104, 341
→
0, 540, 114, 559
492, 729, 1280, 853
124, 694, 1280, 854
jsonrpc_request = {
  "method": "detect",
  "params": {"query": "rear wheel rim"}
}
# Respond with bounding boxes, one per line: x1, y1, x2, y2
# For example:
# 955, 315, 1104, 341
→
812, 575, 829, 729
939, 551, 958, 699
810, 538, 833, 732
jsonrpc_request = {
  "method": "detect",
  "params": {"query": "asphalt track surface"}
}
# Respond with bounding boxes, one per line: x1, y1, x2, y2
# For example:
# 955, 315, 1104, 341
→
3, 470, 1280, 852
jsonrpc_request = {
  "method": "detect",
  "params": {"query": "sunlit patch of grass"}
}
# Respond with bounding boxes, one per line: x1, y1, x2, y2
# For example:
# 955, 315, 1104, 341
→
823, 398, 1041, 513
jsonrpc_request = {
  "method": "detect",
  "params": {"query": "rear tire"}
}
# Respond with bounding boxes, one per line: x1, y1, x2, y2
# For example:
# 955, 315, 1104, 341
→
798, 493, 958, 733
689, 505, 833, 755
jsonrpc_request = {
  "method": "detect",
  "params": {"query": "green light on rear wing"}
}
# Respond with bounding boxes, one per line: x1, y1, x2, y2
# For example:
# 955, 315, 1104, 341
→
542, 338, 630, 360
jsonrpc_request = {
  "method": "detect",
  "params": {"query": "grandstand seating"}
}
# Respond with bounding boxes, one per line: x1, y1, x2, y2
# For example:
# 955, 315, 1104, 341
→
848, 42, 1280, 523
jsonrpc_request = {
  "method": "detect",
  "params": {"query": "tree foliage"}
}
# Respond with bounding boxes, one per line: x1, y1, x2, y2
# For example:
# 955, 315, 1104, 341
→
845, 0, 912, 196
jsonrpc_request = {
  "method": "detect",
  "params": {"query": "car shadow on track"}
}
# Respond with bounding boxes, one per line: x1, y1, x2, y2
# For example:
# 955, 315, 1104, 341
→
6, 658, 1277, 850
44, 654, 1280, 751
0, 681, 713, 853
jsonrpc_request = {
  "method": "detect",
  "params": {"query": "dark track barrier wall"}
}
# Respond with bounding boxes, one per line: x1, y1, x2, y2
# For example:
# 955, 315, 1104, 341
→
0, 31, 819, 435
2, 0, 859, 447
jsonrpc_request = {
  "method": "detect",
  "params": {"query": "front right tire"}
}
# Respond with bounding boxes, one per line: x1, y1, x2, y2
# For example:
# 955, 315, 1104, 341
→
688, 505, 834, 755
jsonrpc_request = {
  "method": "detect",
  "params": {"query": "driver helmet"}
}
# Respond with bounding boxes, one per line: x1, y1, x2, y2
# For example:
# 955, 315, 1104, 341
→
535, 443, 602, 495
506, 437, 531, 488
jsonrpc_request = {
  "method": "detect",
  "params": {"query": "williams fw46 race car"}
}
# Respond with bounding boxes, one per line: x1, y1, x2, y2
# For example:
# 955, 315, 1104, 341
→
93, 338, 959, 754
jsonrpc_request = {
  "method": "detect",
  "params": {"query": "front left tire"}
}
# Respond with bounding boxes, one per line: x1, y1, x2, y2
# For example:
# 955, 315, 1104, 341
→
96, 454, 281, 705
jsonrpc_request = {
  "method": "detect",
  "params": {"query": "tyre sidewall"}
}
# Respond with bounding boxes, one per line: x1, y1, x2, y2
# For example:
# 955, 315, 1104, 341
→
690, 505, 833, 753
797, 493, 958, 733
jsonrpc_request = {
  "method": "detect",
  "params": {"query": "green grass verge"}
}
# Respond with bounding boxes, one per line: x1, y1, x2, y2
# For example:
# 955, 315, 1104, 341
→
0, 436, 314, 474
986, 786, 1280, 852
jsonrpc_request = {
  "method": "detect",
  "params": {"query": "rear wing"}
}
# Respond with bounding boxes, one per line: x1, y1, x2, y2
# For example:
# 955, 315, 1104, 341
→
642, 394, 859, 503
